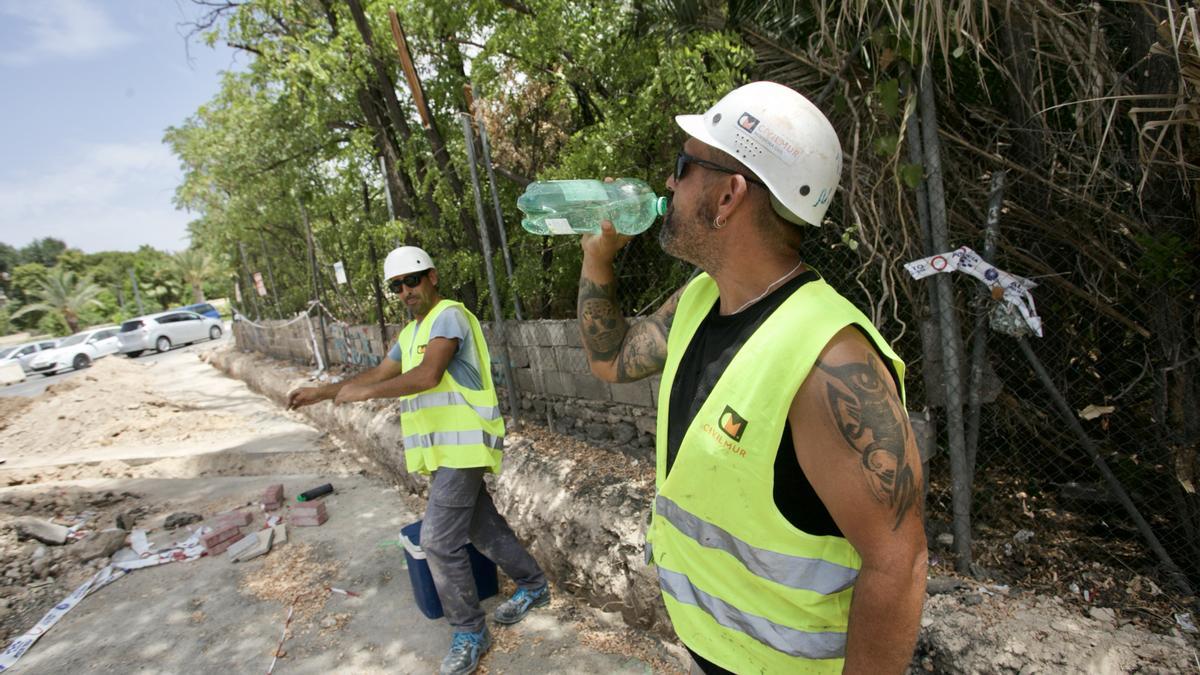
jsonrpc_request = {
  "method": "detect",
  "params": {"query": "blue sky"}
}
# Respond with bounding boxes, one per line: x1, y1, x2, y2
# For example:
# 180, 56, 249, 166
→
0, 0, 241, 254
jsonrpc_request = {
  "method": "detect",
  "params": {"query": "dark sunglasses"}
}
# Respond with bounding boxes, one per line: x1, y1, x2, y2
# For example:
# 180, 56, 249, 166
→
675, 151, 767, 189
388, 269, 428, 293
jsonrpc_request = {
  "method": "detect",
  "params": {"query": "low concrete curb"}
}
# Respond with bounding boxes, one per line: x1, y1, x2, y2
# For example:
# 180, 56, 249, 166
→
205, 348, 668, 634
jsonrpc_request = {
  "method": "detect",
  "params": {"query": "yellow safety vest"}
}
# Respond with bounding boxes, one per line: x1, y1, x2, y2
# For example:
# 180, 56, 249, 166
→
647, 272, 907, 673
397, 299, 504, 475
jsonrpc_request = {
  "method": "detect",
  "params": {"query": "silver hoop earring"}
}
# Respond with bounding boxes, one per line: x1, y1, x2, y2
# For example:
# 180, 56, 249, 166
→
712, 215, 727, 230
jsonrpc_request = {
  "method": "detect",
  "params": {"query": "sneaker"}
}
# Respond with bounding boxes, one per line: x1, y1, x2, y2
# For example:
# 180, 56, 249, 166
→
439, 627, 491, 675
492, 584, 550, 625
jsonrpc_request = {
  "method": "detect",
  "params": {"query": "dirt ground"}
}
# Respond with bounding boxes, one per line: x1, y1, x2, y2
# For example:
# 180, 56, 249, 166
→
3, 348, 1198, 673
0, 349, 683, 673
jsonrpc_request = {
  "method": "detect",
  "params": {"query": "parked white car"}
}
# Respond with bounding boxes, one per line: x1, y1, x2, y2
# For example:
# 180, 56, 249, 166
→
28, 327, 120, 376
0, 339, 60, 373
118, 310, 223, 357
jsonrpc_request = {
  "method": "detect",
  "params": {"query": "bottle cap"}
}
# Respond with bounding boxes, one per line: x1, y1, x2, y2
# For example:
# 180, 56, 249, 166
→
655, 196, 668, 217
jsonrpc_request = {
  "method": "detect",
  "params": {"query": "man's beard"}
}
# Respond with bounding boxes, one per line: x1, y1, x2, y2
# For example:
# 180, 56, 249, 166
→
659, 199, 718, 272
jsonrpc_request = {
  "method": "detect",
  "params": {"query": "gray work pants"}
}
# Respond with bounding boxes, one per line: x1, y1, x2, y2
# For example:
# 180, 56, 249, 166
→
421, 466, 546, 632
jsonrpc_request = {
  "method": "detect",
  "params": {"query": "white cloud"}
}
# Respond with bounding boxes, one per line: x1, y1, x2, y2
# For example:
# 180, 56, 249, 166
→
0, 140, 192, 253
0, 0, 135, 66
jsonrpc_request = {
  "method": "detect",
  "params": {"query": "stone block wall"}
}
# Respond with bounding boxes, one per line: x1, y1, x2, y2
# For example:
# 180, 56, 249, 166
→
233, 317, 660, 456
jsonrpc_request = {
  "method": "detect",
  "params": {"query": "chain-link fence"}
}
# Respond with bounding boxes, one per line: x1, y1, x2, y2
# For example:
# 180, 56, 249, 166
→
230, 167, 1198, 635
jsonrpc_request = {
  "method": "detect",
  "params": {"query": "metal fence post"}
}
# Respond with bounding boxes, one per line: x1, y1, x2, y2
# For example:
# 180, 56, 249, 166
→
461, 113, 521, 425
299, 198, 330, 369
474, 100, 524, 320
919, 62, 973, 574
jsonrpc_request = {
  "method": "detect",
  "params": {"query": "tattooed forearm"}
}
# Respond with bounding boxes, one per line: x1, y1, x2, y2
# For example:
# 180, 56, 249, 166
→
578, 278, 628, 363
818, 354, 921, 530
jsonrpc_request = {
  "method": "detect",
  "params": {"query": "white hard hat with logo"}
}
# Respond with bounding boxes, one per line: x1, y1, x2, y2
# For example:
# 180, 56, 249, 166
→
675, 81, 843, 227
383, 246, 434, 282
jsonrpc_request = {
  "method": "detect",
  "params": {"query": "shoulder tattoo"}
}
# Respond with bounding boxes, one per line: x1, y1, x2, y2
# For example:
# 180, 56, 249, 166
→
818, 354, 922, 530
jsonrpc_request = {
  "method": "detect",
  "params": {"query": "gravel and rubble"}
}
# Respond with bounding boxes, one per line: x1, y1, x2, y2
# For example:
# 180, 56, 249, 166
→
0, 346, 678, 673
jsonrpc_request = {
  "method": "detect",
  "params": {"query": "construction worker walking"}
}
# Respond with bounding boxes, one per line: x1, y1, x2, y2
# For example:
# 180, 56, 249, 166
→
576, 82, 927, 673
288, 246, 549, 675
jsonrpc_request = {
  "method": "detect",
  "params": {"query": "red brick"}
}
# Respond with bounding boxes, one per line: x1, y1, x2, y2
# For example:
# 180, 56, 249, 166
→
207, 539, 235, 556
215, 510, 252, 527
261, 484, 284, 506
202, 524, 241, 549
291, 501, 326, 517
262, 501, 281, 512
287, 512, 328, 527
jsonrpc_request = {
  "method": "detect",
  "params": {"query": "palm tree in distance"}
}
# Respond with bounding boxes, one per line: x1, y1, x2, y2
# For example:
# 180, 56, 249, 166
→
172, 248, 221, 303
12, 268, 103, 334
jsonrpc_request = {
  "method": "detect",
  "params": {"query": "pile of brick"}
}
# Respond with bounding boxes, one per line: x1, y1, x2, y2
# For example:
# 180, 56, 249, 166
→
199, 483, 333, 561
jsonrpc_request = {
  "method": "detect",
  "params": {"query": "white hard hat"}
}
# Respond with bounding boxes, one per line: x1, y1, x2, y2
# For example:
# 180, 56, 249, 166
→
675, 81, 843, 227
383, 246, 434, 281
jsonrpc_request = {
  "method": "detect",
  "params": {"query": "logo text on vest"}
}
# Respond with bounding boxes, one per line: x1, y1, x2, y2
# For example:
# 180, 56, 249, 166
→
718, 405, 748, 442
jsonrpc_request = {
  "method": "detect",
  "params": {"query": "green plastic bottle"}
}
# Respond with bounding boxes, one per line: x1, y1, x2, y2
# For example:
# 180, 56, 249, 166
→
517, 178, 668, 235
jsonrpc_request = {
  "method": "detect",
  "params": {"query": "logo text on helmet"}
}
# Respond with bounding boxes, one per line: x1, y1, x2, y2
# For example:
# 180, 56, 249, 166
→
737, 113, 760, 133
735, 112, 799, 167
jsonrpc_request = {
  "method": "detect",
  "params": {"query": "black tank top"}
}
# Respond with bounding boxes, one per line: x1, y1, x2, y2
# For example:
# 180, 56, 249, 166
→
664, 270, 842, 538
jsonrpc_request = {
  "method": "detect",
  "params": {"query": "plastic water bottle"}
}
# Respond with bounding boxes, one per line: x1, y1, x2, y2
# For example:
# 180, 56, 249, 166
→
517, 178, 667, 235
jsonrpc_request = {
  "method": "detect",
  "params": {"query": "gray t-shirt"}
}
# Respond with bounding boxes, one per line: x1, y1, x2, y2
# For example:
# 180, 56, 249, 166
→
388, 306, 483, 390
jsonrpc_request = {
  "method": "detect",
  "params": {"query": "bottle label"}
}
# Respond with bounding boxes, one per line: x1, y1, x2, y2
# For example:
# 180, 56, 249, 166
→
544, 218, 574, 234
559, 181, 609, 202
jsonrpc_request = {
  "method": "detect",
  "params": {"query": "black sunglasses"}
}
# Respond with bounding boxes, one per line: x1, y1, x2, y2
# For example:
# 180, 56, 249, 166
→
675, 151, 767, 189
388, 269, 428, 293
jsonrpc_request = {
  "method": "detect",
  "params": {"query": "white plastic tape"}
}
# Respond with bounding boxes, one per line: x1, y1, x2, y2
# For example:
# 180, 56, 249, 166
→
0, 565, 125, 671
0, 528, 208, 671
904, 246, 1043, 337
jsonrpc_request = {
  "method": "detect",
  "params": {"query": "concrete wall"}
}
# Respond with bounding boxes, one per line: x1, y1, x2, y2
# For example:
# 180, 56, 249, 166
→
233, 318, 660, 460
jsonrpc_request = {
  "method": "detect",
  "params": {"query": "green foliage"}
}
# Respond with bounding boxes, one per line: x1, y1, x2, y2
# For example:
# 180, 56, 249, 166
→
166, 0, 755, 319
17, 238, 67, 267
898, 163, 924, 188
1135, 232, 1198, 288
11, 267, 104, 334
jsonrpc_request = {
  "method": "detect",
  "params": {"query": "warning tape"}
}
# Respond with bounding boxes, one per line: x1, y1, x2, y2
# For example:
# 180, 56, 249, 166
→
0, 528, 209, 671
904, 245, 1043, 337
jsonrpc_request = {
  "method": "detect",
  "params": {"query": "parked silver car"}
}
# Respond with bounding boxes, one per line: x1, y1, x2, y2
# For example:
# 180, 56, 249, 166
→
118, 310, 224, 357
0, 339, 60, 373
28, 327, 120, 376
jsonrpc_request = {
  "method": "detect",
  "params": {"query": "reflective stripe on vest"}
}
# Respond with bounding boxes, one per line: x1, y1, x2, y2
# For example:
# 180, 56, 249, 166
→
658, 568, 847, 660
403, 429, 504, 452
656, 495, 857, 595
398, 391, 501, 421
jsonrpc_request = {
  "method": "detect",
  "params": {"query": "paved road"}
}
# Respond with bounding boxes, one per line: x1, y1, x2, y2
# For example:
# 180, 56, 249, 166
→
0, 329, 230, 398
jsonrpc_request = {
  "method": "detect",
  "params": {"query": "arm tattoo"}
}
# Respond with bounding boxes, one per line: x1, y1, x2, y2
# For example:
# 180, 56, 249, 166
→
818, 354, 921, 530
578, 278, 627, 362
578, 280, 679, 382
614, 316, 668, 381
